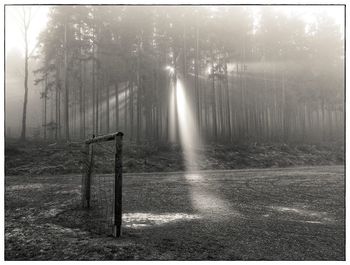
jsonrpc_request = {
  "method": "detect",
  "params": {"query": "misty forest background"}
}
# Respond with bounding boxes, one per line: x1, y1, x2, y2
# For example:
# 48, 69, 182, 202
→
5, 6, 344, 174
4, 7, 346, 262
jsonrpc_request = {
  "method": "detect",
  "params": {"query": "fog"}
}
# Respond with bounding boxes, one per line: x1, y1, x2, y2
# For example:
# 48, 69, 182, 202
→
6, 48, 42, 138
5, 5, 344, 142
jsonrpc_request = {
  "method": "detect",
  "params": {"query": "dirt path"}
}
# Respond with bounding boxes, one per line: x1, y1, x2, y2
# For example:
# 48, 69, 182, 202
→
5, 165, 345, 260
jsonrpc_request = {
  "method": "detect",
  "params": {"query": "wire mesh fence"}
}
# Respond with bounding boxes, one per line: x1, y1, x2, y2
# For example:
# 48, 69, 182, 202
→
5, 132, 123, 239
81, 132, 123, 237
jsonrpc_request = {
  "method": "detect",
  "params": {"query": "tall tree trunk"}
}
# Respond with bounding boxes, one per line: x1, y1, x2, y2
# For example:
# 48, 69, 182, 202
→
281, 71, 286, 140
328, 109, 333, 140
224, 62, 232, 141
130, 79, 134, 139
174, 72, 179, 143
64, 21, 70, 141
55, 68, 59, 141
194, 23, 200, 130
94, 25, 100, 135
321, 98, 325, 141
124, 82, 128, 134
95, 62, 100, 135
73, 73, 77, 139
239, 63, 245, 138
92, 55, 96, 135
79, 26, 84, 140
82, 61, 86, 139
182, 23, 187, 80
211, 46, 217, 141
115, 82, 119, 131
154, 67, 160, 139
43, 75, 48, 141
136, 50, 142, 143
58, 84, 61, 140
106, 73, 110, 133
20, 23, 29, 141
218, 75, 224, 138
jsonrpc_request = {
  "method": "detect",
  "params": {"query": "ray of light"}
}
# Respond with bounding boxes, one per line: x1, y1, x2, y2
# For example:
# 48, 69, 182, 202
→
173, 77, 234, 216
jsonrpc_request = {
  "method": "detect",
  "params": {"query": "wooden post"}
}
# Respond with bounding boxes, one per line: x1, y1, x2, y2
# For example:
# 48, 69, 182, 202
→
113, 133, 123, 237
85, 132, 122, 145
82, 135, 95, 208
82, 132, 123, 235
81, 143, 89, 207
86, 143, 93, 208
82, 143, 93, 208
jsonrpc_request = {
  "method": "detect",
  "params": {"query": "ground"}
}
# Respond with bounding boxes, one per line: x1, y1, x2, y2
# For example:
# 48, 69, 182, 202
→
5, 166, 344, 260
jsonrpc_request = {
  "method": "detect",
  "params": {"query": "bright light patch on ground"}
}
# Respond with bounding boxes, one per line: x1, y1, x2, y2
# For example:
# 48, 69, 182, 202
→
54, 189, 81, 195
6, 183, 43, 191
123, 212, 201, 229
269, 206, 322, 216
269, 205, 334, 223
188, 183, 234, 215
305, 221, 322, 224
183, 173, 203, 181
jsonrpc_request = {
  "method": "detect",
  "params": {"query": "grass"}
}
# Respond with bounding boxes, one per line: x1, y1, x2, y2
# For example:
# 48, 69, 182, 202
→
5, 140, 344, 176
5, 165, 345, 260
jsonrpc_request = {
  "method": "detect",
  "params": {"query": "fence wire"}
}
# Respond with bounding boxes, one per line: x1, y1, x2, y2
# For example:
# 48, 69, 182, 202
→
5, 138, 121, 238
85, 141, 116, 235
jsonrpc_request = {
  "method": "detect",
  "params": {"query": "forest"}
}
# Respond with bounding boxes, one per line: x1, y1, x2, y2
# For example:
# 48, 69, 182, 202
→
19, 6, 343, 144
4, 6, 345, 260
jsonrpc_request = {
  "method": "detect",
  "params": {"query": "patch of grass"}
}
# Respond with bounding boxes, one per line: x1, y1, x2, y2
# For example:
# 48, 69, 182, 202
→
5, 140, 344, 176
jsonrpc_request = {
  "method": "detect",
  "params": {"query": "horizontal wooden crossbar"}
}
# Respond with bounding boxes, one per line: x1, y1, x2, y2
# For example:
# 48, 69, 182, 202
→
85, 132, 124, 145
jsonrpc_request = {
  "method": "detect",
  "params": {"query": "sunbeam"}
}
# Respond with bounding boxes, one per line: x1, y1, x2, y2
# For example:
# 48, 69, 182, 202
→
175, 79, 201, 167
172, 77, 232, 216
168, 80, 177, 143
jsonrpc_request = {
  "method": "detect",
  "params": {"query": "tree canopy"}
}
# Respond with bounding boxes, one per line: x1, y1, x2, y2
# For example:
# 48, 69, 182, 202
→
35, 6, 344, 144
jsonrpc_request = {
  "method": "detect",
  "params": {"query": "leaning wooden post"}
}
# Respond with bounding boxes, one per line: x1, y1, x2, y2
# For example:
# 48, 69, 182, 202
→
113, 132, 123, 237
82, 135, 94, 208
86, 143, 93, 208
81, 143, 89, 207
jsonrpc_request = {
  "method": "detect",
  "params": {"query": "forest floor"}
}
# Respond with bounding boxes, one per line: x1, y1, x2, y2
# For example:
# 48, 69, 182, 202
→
5, 166, 344, 260
5, 139, 344, 176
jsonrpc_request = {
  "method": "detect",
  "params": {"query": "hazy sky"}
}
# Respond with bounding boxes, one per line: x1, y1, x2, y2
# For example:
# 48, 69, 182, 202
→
5, 6, 50, 56
5, 5, 345, 56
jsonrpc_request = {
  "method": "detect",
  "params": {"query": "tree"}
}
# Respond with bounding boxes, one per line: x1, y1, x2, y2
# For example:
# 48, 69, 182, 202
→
35, 6, 344, 144
19, 7, 32, 141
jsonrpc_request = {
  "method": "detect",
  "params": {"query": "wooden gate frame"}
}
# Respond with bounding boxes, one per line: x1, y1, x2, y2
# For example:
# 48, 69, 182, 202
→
82, 131, 124, 237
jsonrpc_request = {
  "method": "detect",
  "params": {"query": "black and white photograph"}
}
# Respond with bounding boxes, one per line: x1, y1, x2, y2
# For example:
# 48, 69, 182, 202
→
3, 3, 345, 261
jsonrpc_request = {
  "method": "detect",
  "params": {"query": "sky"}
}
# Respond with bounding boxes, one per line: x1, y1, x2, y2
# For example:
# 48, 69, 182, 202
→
5, 5, 345, 56
259, 5, 344, 25
5, 6, 50, 56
